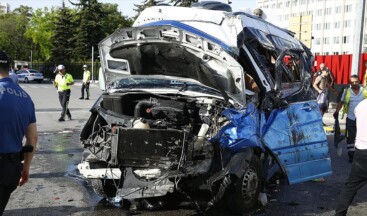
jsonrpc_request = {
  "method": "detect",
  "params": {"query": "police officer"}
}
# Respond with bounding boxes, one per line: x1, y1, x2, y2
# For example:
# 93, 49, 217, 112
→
79, 65, 90, 100
0, 50, 38, 215
53, 65, 74, 122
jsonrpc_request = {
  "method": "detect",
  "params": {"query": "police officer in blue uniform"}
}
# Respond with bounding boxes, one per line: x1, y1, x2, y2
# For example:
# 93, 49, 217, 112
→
0, 50, 38, 215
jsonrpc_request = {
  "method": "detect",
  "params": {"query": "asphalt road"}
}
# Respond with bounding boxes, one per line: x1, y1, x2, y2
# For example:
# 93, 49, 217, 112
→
4, 81, 367, 216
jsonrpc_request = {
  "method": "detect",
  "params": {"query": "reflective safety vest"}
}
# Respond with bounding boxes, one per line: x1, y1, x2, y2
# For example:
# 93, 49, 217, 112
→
83, 70, 91, 83
342, 87, 367, 119
54, 73, 74, 91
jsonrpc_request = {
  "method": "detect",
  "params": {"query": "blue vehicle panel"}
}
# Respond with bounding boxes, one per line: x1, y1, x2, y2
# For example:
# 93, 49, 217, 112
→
261, 101, 331, 184
211, 103, 263, 152
212, 100, 331, 184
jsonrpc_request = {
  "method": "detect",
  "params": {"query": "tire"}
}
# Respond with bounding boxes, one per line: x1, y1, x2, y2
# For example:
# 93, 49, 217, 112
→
89, 162, 118, 198
225, 154, 263, 214
91, 179, 118, 198
24, 77, 29, 83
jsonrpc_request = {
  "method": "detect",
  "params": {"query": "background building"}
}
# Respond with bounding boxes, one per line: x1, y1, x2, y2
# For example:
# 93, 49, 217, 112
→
256, 0, 367, 55
0, 1, 10, 14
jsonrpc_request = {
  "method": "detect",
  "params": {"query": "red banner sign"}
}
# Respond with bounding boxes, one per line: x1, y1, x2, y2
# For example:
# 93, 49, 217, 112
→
313, 54, 367, 84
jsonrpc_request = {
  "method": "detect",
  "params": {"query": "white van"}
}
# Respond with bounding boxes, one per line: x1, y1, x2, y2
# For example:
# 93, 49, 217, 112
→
78, 1, 331, 214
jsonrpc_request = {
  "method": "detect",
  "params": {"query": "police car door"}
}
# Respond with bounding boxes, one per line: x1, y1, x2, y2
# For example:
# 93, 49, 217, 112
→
261, 50, 332, 184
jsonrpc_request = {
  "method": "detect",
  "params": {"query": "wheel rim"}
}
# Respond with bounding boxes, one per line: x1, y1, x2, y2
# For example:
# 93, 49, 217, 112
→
241, 167, 259, 200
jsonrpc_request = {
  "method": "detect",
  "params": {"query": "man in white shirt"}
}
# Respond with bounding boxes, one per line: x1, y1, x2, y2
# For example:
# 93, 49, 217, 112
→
79, 65, 90, 100
335, 99, 367, 215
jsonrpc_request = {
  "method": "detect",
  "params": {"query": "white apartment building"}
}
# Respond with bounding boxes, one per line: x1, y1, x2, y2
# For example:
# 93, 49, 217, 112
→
0, 1, 10, 14
256, 0, 367, 55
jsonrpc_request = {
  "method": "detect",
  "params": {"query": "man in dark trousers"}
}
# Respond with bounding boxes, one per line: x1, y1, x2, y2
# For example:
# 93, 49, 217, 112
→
0, 50, 38, 215
79, 64, 90, 100
334, 75, 367, 162
53, 64, 74, 122
313, 69, 335, 117
335, 99, 367, 215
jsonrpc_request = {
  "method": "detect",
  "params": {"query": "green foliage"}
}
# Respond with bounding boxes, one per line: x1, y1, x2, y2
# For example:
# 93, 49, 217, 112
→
50, 2, 75, 63
13, 5, 33, 18
0, 1, 135, 62
69, 0, 105, 60
0, 0, 211, 64
25, 8, 57, 61
0, 6, 33, 61
100, 3, 134, 36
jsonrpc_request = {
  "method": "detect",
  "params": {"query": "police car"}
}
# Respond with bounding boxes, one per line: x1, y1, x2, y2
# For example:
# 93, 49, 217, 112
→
16, 68, 44, 83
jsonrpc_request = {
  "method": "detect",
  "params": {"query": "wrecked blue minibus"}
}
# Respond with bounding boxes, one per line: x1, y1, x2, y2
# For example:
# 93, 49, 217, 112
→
78, 1, 331, 214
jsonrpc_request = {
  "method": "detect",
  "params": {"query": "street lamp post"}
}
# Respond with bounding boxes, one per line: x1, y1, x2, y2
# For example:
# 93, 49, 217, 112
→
92, 46, 94, 82
30, 43, 33, 69
351, 0, 366, 76
30, 49, 33, 69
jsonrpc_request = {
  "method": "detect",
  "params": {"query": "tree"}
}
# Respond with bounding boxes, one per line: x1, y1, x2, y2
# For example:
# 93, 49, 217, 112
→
69, 0, 105, 60
25, 7, 57, 61
50, 1, 75, 63
0, 6, 33, 61
0, 14, 17, 55
100, 3, 134, 36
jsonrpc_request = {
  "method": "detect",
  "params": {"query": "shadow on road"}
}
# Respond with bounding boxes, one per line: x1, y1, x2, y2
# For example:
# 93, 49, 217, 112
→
4, 206, 90, 216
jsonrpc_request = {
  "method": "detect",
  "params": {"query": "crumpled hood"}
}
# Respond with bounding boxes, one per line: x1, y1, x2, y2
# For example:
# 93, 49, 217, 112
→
98, 23, 246, 103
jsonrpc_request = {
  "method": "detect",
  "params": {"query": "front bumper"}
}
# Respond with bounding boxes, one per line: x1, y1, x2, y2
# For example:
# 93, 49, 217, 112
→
28, 76, 44, 81
77, 161, 121, 179
78, 162, 175, 199
116, 168, 175, 199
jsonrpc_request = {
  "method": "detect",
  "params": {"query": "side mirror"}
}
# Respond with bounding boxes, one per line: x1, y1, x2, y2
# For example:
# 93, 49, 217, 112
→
98, 68, 105, 91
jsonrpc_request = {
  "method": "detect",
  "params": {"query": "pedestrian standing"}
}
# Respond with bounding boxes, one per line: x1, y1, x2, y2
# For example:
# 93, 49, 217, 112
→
0, 50, 38, 215
334, 75, 367, 162
314, 63, 335, 87
313, 67, 337, 119
53, 65, 74, 122
79, 65, 90, 100
335, 99, 367, 216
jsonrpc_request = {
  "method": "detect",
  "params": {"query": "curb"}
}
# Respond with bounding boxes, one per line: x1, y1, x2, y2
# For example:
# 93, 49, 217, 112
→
323, 126, 345, 134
